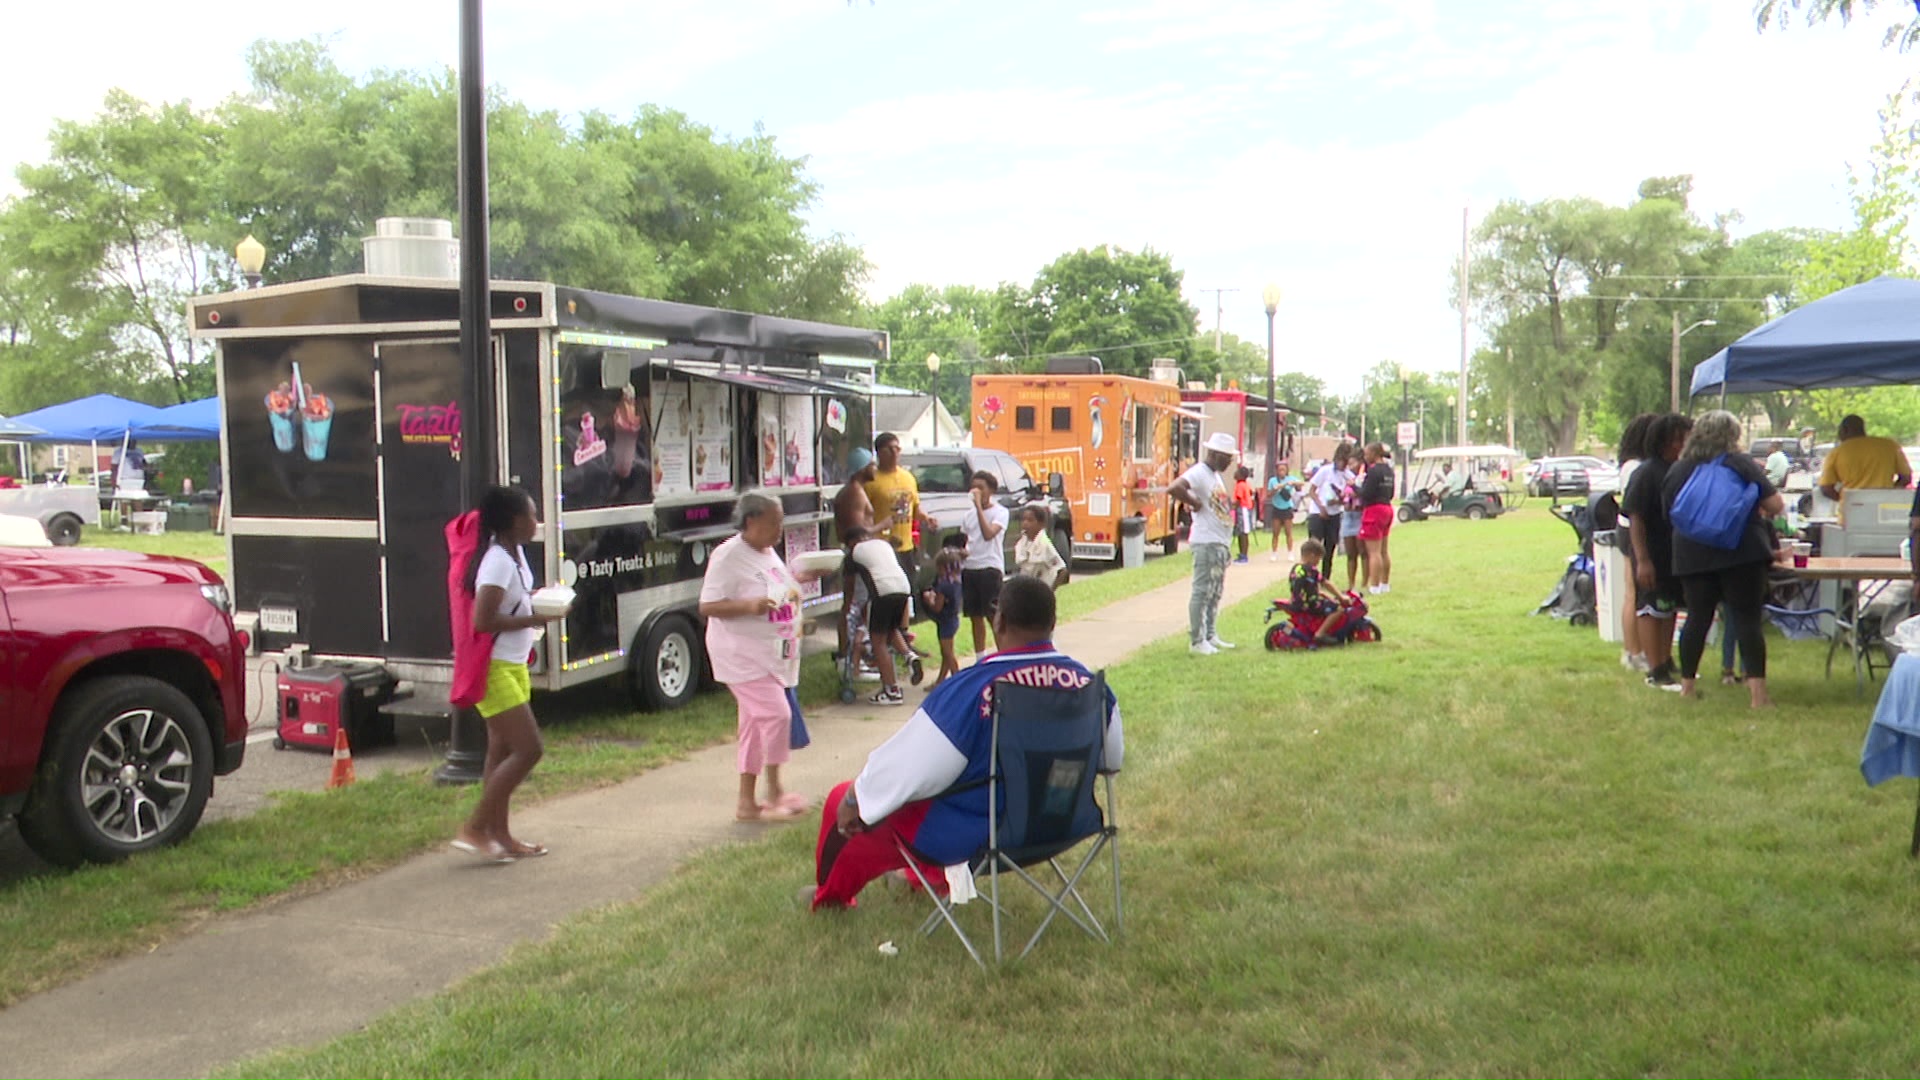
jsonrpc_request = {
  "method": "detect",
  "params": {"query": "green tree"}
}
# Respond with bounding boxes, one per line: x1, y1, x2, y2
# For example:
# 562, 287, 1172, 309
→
868, 283, 997, 417
992, 246, 1198, 377
1756, 0, 1920, 51
4, 91, 223, 402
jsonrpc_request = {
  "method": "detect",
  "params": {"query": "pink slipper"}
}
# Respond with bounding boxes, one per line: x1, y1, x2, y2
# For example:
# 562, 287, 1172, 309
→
773, 792, 809, 813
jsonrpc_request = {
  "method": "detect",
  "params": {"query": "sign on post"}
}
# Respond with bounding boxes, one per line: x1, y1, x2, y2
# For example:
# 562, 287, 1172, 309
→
1396, 421, 1419, 448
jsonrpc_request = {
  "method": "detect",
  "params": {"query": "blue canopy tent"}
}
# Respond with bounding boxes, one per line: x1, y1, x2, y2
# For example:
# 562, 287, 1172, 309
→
0, 416, 44, 478
1690, 277, 1920, 397
132, 397, 220, 442
13, 394, 163, 443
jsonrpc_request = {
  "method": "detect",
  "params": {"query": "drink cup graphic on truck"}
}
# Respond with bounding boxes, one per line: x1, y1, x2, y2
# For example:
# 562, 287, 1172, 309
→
265, 361, 334, 462
302, 390, 333, 461
266, 384, 297, 451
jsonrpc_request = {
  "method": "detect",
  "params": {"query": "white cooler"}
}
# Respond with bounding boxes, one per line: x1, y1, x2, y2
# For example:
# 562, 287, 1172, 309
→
1593, 532, 1626, 644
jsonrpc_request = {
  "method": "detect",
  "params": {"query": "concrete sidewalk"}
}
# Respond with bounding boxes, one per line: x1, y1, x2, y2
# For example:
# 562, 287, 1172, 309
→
0, 555, 1294, 1080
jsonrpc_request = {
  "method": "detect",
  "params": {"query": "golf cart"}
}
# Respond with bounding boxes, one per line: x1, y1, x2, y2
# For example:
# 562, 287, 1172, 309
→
1397, 445, 1525, 522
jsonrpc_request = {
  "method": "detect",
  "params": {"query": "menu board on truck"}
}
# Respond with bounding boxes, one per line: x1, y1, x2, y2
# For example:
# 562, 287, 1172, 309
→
691, 379, 732, 492
758, 397, 783, 488
652, 376, 691, 496
781, 395, 816, 486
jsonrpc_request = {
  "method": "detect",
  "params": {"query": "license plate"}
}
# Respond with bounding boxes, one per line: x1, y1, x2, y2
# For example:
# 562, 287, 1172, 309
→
259, 606, 298, 634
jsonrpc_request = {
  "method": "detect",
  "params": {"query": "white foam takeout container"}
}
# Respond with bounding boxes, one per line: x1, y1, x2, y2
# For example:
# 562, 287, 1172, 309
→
790, 549, 846, 575
530, 584, 576, 617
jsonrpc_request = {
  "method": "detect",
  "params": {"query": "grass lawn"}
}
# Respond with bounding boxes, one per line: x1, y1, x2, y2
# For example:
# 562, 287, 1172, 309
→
236, 510, 1920, 1078
0, 550, 1183, 1007
78, 525, 226, 577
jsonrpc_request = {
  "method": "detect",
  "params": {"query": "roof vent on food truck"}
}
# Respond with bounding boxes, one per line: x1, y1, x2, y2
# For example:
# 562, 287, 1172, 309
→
1147, 357, 1183, 385
1044, 355, 1102, 375
362, 217, 460, 280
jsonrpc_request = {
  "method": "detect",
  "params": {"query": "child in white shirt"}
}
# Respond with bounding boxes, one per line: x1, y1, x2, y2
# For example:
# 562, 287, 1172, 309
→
1012, 505, 1067, 587
847, 527, 915, 705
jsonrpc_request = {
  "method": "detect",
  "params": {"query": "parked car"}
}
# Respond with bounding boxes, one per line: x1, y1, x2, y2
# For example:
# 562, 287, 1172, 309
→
0, 545, 248, 866
901, 447, 1075, 586
1527, 456, 1619, 499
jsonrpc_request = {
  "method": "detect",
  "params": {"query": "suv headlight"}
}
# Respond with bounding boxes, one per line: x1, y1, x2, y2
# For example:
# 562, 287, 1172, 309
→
200, 583, 232, 614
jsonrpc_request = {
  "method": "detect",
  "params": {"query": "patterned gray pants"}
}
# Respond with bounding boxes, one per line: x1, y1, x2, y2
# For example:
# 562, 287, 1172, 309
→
1190, 542, 1230, 644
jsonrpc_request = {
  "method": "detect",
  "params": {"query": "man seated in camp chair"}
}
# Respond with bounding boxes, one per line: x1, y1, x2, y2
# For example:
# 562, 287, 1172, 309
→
805, 575, 1123, 910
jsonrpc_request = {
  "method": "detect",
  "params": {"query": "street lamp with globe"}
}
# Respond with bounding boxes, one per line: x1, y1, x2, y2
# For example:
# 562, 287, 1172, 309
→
1262, 284, 1281, 480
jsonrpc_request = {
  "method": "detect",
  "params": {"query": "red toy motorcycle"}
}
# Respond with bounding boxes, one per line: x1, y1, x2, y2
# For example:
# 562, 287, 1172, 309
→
1263, 590, 1382, 650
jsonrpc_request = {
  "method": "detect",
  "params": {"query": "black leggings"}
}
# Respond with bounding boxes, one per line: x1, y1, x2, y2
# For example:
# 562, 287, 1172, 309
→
1678, 562, 1770, 680
1310, 513, 1341, 578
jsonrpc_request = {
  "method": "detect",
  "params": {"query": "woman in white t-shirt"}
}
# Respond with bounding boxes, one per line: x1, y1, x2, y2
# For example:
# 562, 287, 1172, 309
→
452, 486, 570, 863
700, 493, 820, 820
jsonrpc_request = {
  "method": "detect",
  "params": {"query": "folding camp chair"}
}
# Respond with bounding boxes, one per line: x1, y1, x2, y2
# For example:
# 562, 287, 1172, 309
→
895, 672, 1121, 967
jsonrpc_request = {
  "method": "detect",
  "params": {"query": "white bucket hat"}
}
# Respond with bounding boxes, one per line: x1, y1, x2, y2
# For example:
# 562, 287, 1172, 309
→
1202, 431, 1240, 456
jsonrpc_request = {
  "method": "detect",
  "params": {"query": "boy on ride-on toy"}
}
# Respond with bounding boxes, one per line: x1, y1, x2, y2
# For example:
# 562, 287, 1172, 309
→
1287, 539, 1353, 647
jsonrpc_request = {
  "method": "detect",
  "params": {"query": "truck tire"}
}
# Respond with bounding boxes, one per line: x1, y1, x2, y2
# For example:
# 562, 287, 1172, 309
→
46, 513, 82, 546
18, 675, 215, 867
1163, 530, 1180, 556
1051, 527, 1073, 585
627, 614, 701, 712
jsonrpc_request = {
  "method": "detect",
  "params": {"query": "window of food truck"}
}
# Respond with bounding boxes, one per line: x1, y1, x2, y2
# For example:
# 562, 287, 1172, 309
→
1133, 403, 1154, 460
558, 342, 653, 510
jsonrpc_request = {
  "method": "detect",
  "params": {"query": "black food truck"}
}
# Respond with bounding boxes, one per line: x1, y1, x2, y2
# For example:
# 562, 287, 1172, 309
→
187, 272, 883, 719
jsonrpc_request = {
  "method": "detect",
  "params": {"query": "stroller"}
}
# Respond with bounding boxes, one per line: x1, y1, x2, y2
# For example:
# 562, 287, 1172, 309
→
1263, 589, 1381, 650
1535, 495, 1609, 627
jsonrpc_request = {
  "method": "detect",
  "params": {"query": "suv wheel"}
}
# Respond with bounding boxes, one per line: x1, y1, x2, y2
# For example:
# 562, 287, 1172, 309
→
627, 614, 701, 712
19, 675, 214, 867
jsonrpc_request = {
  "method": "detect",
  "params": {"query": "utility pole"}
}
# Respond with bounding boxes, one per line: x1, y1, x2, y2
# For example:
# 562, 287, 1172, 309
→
1199, 288, 1239, 354
1458, 206, 1470, 448
1505, 348, 1516, 449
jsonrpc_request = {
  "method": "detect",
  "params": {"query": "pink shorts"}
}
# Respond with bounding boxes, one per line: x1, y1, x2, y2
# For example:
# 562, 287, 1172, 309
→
1359, 503, 1394, 541
729, 675, 792, 775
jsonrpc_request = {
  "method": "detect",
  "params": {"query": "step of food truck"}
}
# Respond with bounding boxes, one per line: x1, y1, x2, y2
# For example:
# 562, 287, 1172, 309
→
378, 681, 452, 721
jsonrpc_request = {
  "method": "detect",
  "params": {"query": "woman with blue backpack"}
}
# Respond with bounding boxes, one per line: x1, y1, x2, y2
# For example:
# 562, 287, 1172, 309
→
1661, 410, 1786, 707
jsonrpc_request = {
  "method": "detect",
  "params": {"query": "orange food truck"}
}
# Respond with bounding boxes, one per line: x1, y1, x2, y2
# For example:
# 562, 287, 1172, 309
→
970, 361, 1194, 562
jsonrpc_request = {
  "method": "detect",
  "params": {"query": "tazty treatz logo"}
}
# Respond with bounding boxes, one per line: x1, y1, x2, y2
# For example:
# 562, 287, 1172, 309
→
399, 402, 462, 460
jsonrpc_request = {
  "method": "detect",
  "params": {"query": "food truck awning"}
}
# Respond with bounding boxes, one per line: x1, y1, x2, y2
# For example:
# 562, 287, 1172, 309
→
1143, 399, 1209, 421
670, 363, 832, 396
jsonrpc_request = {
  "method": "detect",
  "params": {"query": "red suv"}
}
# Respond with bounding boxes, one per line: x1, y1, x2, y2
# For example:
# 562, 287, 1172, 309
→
0, 546, 248, 866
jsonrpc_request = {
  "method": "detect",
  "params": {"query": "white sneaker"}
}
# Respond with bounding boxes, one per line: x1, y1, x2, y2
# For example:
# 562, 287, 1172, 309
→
1189, 641, 1219, 655
1208, 636, 1237, 650
1380, 583, 1391, 594
1269, 552, 1279, 562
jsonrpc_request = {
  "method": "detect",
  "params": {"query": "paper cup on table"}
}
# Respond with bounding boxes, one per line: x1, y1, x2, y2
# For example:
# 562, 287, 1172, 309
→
1792, 542, 1811, 569
530, 584, 575, 618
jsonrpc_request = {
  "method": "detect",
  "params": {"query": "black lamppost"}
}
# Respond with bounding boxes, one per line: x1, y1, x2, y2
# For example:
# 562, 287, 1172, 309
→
1262, 284, 1281, 480
926, 352, 943, 444
439, 0, 494, 786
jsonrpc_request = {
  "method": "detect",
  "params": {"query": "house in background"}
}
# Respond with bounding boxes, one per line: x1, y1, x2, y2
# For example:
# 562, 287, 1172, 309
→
872, 390, 966, 448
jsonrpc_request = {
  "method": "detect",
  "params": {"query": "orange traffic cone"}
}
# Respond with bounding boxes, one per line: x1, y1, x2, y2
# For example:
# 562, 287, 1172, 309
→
327, 725, 356, 789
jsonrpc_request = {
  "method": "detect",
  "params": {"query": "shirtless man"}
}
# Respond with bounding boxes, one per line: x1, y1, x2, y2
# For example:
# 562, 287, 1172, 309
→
834, 448, 879, 663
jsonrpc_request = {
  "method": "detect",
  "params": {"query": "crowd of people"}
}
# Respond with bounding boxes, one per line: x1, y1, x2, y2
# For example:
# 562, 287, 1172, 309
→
1612, 409, 1850, 707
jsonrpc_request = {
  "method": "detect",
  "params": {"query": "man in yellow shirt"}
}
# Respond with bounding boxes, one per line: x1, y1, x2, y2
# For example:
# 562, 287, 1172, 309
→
863, 432, 937, 634
1818, 414, 1911, 502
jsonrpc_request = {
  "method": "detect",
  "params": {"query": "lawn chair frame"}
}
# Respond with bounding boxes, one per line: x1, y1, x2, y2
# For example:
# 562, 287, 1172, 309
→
894, 672, 1122, 968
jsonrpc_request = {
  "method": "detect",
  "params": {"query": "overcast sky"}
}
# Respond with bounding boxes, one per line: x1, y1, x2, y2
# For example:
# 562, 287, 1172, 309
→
2, 1, 1913, 393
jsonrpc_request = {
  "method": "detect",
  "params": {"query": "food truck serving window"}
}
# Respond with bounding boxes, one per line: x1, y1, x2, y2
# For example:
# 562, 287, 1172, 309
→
558, 342, 654, 510
1133, 404, 1154, 461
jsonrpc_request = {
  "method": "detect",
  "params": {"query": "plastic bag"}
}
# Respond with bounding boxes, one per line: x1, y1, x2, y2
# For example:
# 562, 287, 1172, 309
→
1888, 613, 1920, 654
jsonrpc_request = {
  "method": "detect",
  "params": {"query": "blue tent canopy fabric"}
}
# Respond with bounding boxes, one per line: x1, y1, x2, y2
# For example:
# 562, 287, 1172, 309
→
13, 394, 163, 444
133, 398, 220, 442
1690, 276, 1920, 397
0, 416, 46, 438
